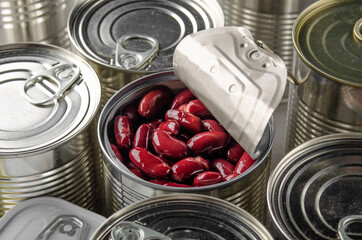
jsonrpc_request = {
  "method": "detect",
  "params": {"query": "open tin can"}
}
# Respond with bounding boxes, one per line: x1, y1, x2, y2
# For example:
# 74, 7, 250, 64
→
286, 0, 362, 151
90, 194, 273, 240
98, 71, 274, 223
0, 43, 101, 216
68, 0, 224, 106
268, 133, 362, 239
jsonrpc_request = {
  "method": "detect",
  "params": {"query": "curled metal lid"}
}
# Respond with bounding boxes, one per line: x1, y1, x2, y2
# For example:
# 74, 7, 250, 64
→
0, 197, 106, 240
0, 43, 101, 155
293, 0, 362, 87
268, 133, 362, 239
69, 0, 224, 71
90, 194, 273, 240
173, 26, 287, 158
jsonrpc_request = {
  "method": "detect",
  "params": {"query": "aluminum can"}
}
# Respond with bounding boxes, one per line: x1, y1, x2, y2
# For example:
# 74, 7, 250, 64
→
217, 0, 317, 70
68, 0, 224, 106
286, 0, 362, 152
0, 197, 106, 240
267, 133, 362, 239
0, 0, 77, 48
90, 194, 273, 240
0, 43, 101, 216
98, 71, 274, 223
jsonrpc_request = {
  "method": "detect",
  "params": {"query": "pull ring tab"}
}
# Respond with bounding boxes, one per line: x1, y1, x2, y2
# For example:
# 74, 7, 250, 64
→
338, 215, 362, 240
23, 63, 81, 106
353, 18, 362, 43
111, 221, 171, 240
115, 34, 159, 70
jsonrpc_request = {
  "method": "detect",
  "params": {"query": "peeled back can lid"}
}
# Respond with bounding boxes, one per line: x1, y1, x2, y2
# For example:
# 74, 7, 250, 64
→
268, 133, 362, 239
68, 0, 224, 71
293, 0, 362, 87
0, 43, 101, 155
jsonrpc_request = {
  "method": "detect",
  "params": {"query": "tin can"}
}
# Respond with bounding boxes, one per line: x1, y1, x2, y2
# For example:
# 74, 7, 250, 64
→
98, 71, 274, 223
68, 0, 224, 106
217, 0, 317, 70
286, 0, 362, 152
0, 43, 101, 216
267, 133, 362, 239
90, 194, 273, 240
0, 0, 77, 48
0, 197, 106, 240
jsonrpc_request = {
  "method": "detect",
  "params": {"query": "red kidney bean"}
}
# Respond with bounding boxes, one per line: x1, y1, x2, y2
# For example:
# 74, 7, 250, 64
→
133, 124, 153, 149
147, 118, 163, 129
178, 103, 188, 111
149, 179, 170, 185
234, 152, 256, 174
171, 88, 195, 109
185, 99, 212, 118
227, 143, 245, 164
223, 173, 239, 181
122, 102, 141, 128
171, 157, 209, 182
138, 86, 172, 118
158, 120, 180, 136
129, 168, 149, 180
111, 143, 126, 164
178, 132, 192, 142
126, 161, 137, 169
194, 156, 211, 171
187, 131, 229, 156
129, 147, 170, 179
193, 171, 223, 187
164, 182, 192, 188
202, 119, 226, 133
212, 158, 235, 177
114, 115, 133, 152
166, 109, 203, 135
152, 129, 188, 160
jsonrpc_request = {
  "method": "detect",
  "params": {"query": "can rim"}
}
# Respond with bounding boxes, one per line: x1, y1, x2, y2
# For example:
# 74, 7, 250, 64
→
68, 0, 224, 73
98, 70, 274, 192
0, 42, 101, 156
90, 193, 273, 240
267, 132, 362, 239
292, 0, 362, 88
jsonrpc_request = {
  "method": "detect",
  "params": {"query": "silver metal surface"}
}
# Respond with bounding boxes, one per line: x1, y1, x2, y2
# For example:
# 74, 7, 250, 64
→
0, 43, 101, 216
0, 197, 106, 240
90, 194, 273, 240
69, 0, 224, 106
110, 222, 171, 240
286, 0, 362, 152
98, 71, 274, 223
338, 215, 362, 240
173, 27, 286, 158
268, 133, 362, 239
0, 0, 77, 48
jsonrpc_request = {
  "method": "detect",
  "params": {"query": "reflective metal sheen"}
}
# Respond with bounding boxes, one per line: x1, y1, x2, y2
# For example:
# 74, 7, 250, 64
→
268, 133, 362, 239
0, 43, 101, 216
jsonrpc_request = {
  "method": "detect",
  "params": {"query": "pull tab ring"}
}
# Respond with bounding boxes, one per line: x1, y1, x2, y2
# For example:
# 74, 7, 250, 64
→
353, 18, 362, 43
338, 215, 362, 240
115, 34, 159, 70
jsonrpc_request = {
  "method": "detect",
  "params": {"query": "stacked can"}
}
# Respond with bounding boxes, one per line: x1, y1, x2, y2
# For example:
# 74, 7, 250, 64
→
286, 0, 362, 152
0, 0, 77, 48
98, 71, 274, 223
68, 0, 224, 106
0, 43, 101, 216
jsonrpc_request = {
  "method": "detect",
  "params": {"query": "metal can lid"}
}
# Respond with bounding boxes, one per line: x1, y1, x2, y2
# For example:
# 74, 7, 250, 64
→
293, 0, 362, 87
0, 43, 101, 155
91, 194, 273, 240
268, 133, 362, 239
69, 0, 224, 71
0, 197, 106, 240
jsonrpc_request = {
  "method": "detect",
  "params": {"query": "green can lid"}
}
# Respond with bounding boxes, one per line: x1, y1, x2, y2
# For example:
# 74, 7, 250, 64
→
294, 0, 362, 87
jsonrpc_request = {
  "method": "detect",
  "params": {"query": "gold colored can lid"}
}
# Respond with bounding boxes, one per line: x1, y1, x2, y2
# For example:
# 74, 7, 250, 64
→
294, 0, 362, 87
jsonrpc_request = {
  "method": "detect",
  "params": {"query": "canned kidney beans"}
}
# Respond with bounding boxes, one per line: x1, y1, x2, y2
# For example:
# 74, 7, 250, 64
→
110, 86, 256, 187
